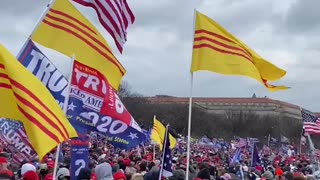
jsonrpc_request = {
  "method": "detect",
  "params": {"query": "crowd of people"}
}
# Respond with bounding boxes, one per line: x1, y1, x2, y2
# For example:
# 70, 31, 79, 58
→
0, 137, 318, 180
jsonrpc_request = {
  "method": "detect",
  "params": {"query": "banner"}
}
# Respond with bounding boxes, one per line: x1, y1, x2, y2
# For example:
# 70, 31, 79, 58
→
17, 40, 146, 150
0, 118, 37, 165
70, 133, 89, 180
17, 39, 68, 109
67, 61, 146, 149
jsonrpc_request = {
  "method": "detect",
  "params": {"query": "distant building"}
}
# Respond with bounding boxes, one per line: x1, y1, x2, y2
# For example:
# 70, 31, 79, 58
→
146, 95, 307, 121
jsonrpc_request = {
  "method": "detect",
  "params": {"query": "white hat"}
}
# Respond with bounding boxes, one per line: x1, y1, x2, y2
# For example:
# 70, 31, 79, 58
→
243, 165, 249, 172
56, 167, 70, 179
21, 163, 36, 176
98, 154, 107, 161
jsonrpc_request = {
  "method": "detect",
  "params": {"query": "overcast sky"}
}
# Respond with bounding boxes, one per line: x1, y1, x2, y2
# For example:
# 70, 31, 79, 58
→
0, 0, 319, 111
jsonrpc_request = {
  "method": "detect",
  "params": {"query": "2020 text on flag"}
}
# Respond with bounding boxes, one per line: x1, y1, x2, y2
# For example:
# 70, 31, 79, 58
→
31, 0, 125, 90
191, 11, 288, 92
0, 44, 77, 160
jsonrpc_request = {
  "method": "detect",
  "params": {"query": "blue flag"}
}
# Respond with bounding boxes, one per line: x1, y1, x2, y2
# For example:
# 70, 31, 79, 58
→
251, 143, 261, 167
18, 40, 146, 150
70, 132, 89, 180
67, 61, 146, 150
17, 39, 68, 109
230, 148, 242, 164
159, 125, 173, 178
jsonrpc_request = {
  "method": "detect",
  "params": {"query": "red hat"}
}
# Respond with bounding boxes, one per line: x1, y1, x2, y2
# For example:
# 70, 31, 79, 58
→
47, 161, 54, 169
91, 173, 97, 180
0, 170, 13, 177
44, 174, 53, 180
0, 157, 7, 164
113, 172, 126, 180
123, 159, 131, 166
23, 171, 39, 180
275, 168, 283, 176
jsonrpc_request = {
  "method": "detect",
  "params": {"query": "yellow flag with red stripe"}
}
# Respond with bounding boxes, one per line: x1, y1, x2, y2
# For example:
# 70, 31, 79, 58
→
191, 11, 288, 92
31, 0, 125, 90
151, 118, 177, 150
0, 44, 77, 160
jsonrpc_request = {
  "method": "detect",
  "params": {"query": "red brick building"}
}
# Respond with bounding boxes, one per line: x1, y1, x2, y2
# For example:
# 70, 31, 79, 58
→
146, 94, 305, 120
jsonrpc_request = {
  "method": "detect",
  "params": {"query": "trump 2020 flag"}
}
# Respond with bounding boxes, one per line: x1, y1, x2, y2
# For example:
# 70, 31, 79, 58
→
17, 40, 68, 109
68, 61, 146, 149
0, 118, 37, 165
159, 124, 173, 178
0, 43, 77, 160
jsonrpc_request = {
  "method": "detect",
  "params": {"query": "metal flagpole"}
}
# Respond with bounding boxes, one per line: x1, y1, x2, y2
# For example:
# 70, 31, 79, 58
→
153, 143, 156, 161
152, 115, 156, 160
159, 124, 170, 180
299, 107, 305, 155
185, 9, 197, 180
307, 134, 317, 172
185, 74, 194, 180
52, 54, 75, 178
16, 0, 57, 57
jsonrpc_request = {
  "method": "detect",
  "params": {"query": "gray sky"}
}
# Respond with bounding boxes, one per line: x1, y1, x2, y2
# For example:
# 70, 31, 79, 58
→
0, 0, 319, 111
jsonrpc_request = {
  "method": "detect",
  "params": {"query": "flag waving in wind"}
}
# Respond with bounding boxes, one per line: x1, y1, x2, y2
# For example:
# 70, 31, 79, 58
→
191, 11, 288, 92
159, 124, 173, 178
72, 0, 135, 53
151, 118, 177, 150
0, 44, 77, 160
31, 0, 125, 90
67, 61, 146, 149
301, 110, 320, 135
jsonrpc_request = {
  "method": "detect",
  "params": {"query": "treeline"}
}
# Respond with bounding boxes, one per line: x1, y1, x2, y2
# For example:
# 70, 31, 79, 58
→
118, 82, 303, 145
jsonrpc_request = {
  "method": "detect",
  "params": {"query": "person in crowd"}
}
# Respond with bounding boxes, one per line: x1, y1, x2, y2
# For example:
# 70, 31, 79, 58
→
77, 168, 92, 180
2, 134, 320, 180
95, 162, 113, 180
56, 167, 70, 180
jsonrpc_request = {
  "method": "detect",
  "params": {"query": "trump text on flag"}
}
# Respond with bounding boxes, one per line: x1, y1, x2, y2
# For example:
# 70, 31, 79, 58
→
17, 40, 68, 109
68, 61, 146, 149
0, 119, 35, 159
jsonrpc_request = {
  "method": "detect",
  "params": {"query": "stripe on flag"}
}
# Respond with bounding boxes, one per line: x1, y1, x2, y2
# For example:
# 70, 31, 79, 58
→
72, 0, 135, 53
43, 8, 124, 75
301, 110, 320, 135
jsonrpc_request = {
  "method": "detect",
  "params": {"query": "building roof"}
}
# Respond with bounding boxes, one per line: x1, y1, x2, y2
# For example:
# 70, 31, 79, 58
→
145, 96, 301, 110
314, 113, 320, 116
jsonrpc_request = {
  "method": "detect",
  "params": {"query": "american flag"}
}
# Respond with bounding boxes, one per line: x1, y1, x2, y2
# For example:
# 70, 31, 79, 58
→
301, 110, 320, 135
234, 137, 247, 148
159, 125, 173, 179
269, 136, 279, 144
72, 0, 135, 53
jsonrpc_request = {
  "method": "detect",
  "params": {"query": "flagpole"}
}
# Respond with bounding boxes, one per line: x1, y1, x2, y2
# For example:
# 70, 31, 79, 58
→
307, 134, 317, 173
267, 134, 270, 147
159, 124, 170, 180
16, 0, 57, 57
52, 54, 75, 179
152, 115, 157, 160
186, 73, 194, 178
299, 107, 304, 155
153, 143, 156, 161
185, 8, 197, 180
